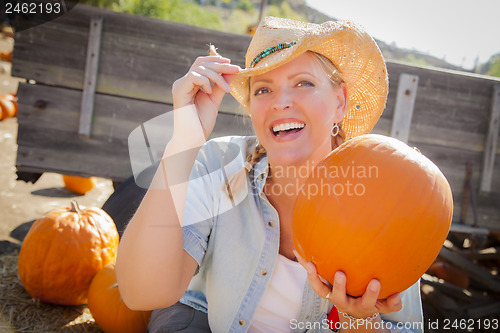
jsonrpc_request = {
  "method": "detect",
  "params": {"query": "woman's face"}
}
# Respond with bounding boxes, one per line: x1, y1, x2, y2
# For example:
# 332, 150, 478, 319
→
249, 52, 347, 168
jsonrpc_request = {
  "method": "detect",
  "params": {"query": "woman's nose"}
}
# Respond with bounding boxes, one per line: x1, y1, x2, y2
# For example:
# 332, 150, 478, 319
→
272, 88, 293, 111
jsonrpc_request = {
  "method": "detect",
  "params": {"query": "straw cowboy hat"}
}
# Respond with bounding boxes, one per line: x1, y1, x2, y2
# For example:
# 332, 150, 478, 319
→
229, 16, 388, 139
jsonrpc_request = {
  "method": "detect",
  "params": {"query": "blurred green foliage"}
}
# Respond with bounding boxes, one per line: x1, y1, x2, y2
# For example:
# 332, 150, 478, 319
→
79, 0, 221, 29
236, 0, 255, 12
400, 53, 431, 67
473, 53, 500, 78
486, 55, 500, 78
267, 2, 305, 21
79, 0, 306, 34
79, 0, 117, 7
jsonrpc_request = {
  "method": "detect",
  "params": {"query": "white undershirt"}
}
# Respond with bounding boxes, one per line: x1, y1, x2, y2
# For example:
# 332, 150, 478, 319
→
248, 254, 308, 332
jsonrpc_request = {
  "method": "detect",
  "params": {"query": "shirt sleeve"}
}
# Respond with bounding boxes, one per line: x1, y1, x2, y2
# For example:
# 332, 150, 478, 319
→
381, 279, 424, 333
182, 141, 218, 268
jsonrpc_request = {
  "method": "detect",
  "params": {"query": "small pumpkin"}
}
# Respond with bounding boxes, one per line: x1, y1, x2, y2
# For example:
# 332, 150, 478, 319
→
63, 174, 97, 194
5, 94, 18, 116
18, 201, 119, 305
88, 262, 152, 333
427, 261, 469, 289
0, 51, 12, 62
292, 134, 453, 298
0, 94, 17, 120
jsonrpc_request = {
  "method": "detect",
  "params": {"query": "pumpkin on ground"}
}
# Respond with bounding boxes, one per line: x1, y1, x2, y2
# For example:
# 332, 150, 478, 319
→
0, 51, 12, 62
292, 134, 453, 299
62, 174, 97, 194
0, 94, 17, 120
18, 201, 119, 305
88, 262, 152, 333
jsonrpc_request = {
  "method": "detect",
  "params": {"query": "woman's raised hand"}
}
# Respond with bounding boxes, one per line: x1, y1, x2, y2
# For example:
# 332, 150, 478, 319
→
294, 250, 403, 320
172, 54, 241, 139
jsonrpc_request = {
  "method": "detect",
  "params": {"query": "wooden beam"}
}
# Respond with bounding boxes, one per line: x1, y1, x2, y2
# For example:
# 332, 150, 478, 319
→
463, 247, 500, 261
480, 85, 500, 192
438, 247, 500, 292
421, 274, 492, 303
79, 15, 103, 138
390, 73, 419, 143
449, 223, 489, 236
463, 301, 500, 319
16, 83, 253, 181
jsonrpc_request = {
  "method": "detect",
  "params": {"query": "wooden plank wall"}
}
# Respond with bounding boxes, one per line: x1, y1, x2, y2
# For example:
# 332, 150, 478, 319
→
373, 62, 500, 230
15, 83, 254, 180
13, 3, 253, 181
11, 4, 500, 229
11, 3, 247, 111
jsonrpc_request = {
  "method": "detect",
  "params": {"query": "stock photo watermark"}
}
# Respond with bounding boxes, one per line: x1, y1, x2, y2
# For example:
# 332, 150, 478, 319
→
290, 317, 499, 331
2, 1, 77, 32
253, 160, 379, 199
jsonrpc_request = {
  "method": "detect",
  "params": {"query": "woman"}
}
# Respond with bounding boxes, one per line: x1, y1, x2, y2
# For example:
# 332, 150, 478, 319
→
116, 17, 424, 333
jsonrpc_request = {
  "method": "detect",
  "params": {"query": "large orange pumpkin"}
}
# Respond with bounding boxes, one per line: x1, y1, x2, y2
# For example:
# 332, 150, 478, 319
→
88, 262, 152, 333
18, 201, 119, 305
292, 134, 453, 298
62, 174, 97, 194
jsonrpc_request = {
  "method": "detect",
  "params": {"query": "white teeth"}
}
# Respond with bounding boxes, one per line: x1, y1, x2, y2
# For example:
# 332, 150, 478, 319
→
272, 122, 305, 133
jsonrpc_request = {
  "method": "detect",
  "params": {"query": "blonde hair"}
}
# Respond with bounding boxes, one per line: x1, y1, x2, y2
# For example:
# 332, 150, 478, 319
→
310, 52, 347, 150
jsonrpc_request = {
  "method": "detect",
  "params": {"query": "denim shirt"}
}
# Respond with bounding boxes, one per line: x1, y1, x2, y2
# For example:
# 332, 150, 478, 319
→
179, 136, 423, 333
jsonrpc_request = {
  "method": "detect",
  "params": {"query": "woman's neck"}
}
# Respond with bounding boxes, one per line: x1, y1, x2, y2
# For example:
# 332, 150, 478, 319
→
263, 161, 319, 260
263, 159, 320, 212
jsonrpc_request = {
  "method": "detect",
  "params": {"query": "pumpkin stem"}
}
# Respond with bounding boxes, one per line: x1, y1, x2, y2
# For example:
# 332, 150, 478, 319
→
70, 201, 82, 215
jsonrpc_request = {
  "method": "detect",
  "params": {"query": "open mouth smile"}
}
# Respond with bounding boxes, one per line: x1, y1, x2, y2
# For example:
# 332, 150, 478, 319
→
271, 122, 306, 137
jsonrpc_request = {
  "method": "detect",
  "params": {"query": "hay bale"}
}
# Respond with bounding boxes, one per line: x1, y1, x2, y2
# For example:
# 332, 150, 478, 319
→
0, 251, 102, 332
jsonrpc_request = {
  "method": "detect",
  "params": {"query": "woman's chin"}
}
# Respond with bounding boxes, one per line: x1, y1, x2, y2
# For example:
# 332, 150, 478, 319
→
268, 149, 311, 168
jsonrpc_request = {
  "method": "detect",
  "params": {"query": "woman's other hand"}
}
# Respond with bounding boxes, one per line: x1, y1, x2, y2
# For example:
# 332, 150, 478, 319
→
172, 55, 241, 139
294, 250, 402, 318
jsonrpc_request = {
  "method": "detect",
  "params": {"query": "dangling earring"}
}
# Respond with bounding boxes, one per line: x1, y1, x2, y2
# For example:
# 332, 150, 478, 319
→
331, 123, 339, 137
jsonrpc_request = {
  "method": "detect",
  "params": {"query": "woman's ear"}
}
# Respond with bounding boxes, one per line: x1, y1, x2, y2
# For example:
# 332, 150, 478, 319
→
335, 82, 348, 120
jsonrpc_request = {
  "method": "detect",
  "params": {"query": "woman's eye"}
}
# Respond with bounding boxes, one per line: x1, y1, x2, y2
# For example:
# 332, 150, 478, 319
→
254, 87, 271, 96
297, 81, 314, 87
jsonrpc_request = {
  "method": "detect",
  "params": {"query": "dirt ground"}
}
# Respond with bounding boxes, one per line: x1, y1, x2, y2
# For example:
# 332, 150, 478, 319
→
0, 32, 114, 254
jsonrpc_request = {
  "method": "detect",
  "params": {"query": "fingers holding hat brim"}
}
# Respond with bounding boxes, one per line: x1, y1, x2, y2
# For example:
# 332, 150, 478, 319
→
174, 57, 240, 108
190, 55, 232, 69
191, 63, 241, 94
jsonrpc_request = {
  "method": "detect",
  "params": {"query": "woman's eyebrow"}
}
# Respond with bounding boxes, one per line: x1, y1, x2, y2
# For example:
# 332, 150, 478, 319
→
252, 72, 315, 85
251, 78, 272, 85
288, 72, 313, 79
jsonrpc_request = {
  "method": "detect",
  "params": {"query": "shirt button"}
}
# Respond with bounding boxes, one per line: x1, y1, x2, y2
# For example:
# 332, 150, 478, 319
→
239, 319, 246, 326
258, 174, 264, 180
268, 220, 275, 227
260, 269, 267, 276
